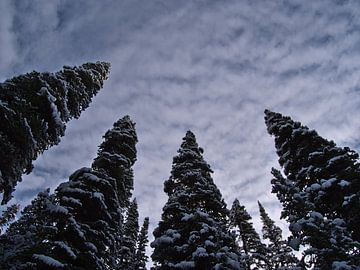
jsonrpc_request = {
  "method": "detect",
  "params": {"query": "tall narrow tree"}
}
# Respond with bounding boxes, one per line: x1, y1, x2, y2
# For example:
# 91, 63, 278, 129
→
257, 201, 298, 269
230, 199, 268, 270
118, 198, 140, 270
135, 217, 150, 270
0, 62, 110, 204
0, 116, 138, 270
265, 110, 360, 269
151, 131, 242, 269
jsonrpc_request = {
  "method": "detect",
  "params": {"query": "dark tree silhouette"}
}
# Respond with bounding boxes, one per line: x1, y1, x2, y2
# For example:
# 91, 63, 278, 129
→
0, 62, 110, 204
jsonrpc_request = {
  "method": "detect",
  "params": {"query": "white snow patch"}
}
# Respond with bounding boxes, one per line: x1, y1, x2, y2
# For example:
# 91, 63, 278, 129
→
33, 254, 64, 267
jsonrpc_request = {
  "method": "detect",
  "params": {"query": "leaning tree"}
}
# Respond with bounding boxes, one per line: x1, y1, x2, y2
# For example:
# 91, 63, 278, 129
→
0, 62, 110, 204
265, 110, 360, 269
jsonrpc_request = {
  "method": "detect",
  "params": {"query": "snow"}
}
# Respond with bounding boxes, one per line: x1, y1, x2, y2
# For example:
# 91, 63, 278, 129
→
85, 242, 98, 252
321, 178, 337, 189
54, 241, 76, 259
38, 87, 64, 128
332, 218, 345, 226
46, 203, 69, 215
83, 173, 100, 182
181, 213, 194, 221
192, 247, 208, 259
61, 196, 82, 207
310, 211, 323, 220
332, 261, 353, 270
338, 180, 350, 187
33, 254, 64, 267
328, 155, 345, 165
173, 261, 195, 269
310, 183, 321, 191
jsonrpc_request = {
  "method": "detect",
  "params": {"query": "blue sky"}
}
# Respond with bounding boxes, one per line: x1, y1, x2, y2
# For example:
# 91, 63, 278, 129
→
2, 0, 360, 263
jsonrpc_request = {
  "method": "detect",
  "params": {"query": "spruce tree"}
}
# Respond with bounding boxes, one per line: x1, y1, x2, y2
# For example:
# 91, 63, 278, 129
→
119, 198, 140, 270
151, 131, 242, 270
0, 189, 56, 269
230, 199, 268, 270
257, 201, 298, 269
135, 217, 150, 270
265, 110, 360, 269
0, 62, 110, 204
0, 203, 19, 234
0, 116, 138, 270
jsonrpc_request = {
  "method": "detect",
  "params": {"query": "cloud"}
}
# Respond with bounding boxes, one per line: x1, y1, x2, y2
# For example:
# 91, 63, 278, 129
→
2, 0, 360, 265
0, 0, 17, 79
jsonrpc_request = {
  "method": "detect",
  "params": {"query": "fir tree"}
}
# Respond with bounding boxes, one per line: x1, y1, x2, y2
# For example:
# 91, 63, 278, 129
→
0, 189, 56, 269
230, 199, 268, 270
0, 116, 138, 270
257, 201, 298, 269
119, 198, 140, 270
135, 217, 150, 270
0, 203, 19, 234
0, 62, 110, 204
265, 110, 360, 269
151, 131, 242, 270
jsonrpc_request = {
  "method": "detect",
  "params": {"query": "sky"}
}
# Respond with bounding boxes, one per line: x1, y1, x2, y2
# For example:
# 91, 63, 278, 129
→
2, 0, 360, 264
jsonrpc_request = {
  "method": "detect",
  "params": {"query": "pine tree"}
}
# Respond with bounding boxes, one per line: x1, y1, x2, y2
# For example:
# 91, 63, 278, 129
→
119, 198, 140, 270
265, 110, 360, 269
0, 116, 138, 270
151, 131, 242, 270
230, 199, 268, 270
0, 62, 110, 204
0, 203, 19, 234
257, 201, 298, 269
135, 217, 150, 270
0, 189, 56, 269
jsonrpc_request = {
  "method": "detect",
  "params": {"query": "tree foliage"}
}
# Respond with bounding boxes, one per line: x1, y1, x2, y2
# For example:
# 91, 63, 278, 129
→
136, 217, 150, 270
0, 62, 111, 204
119, 198, 140, 269
257, 201, 298, 269
0, 116, 138, 270
230, 199, 267, 270
265, 109, 360, 269
151, 131, 242, 269
0, 203, 19, 234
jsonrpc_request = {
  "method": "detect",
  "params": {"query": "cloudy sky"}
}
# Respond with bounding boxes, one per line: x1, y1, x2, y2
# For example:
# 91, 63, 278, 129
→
2, 0, 360, 263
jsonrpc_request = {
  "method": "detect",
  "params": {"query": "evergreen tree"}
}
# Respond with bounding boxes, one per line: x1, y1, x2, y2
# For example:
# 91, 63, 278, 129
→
135, 217, 150, 270
0, 62, 110, 204
265, 110, 360, 269
151, 131, 242, 270
119, 198, 140, 270
230, 199, 268, 270
0, 116, 138, 270
257, 201, 298, 269
0, 203, 19, 234
0, 189, 56, 269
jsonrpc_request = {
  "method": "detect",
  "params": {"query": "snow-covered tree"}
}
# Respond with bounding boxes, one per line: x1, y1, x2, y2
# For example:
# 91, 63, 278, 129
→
118, 198, 139, 269
0, 62, 111, 204
265, 110, 360, 269
0, 203, 19, 234
151, 131, 243, 269
135, 217, 150, 270
257, 201, 298, 269
230, 199, 268, 270
0, 189, 55, 269
0, 116, 138, 270
92, 115, 137, 209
